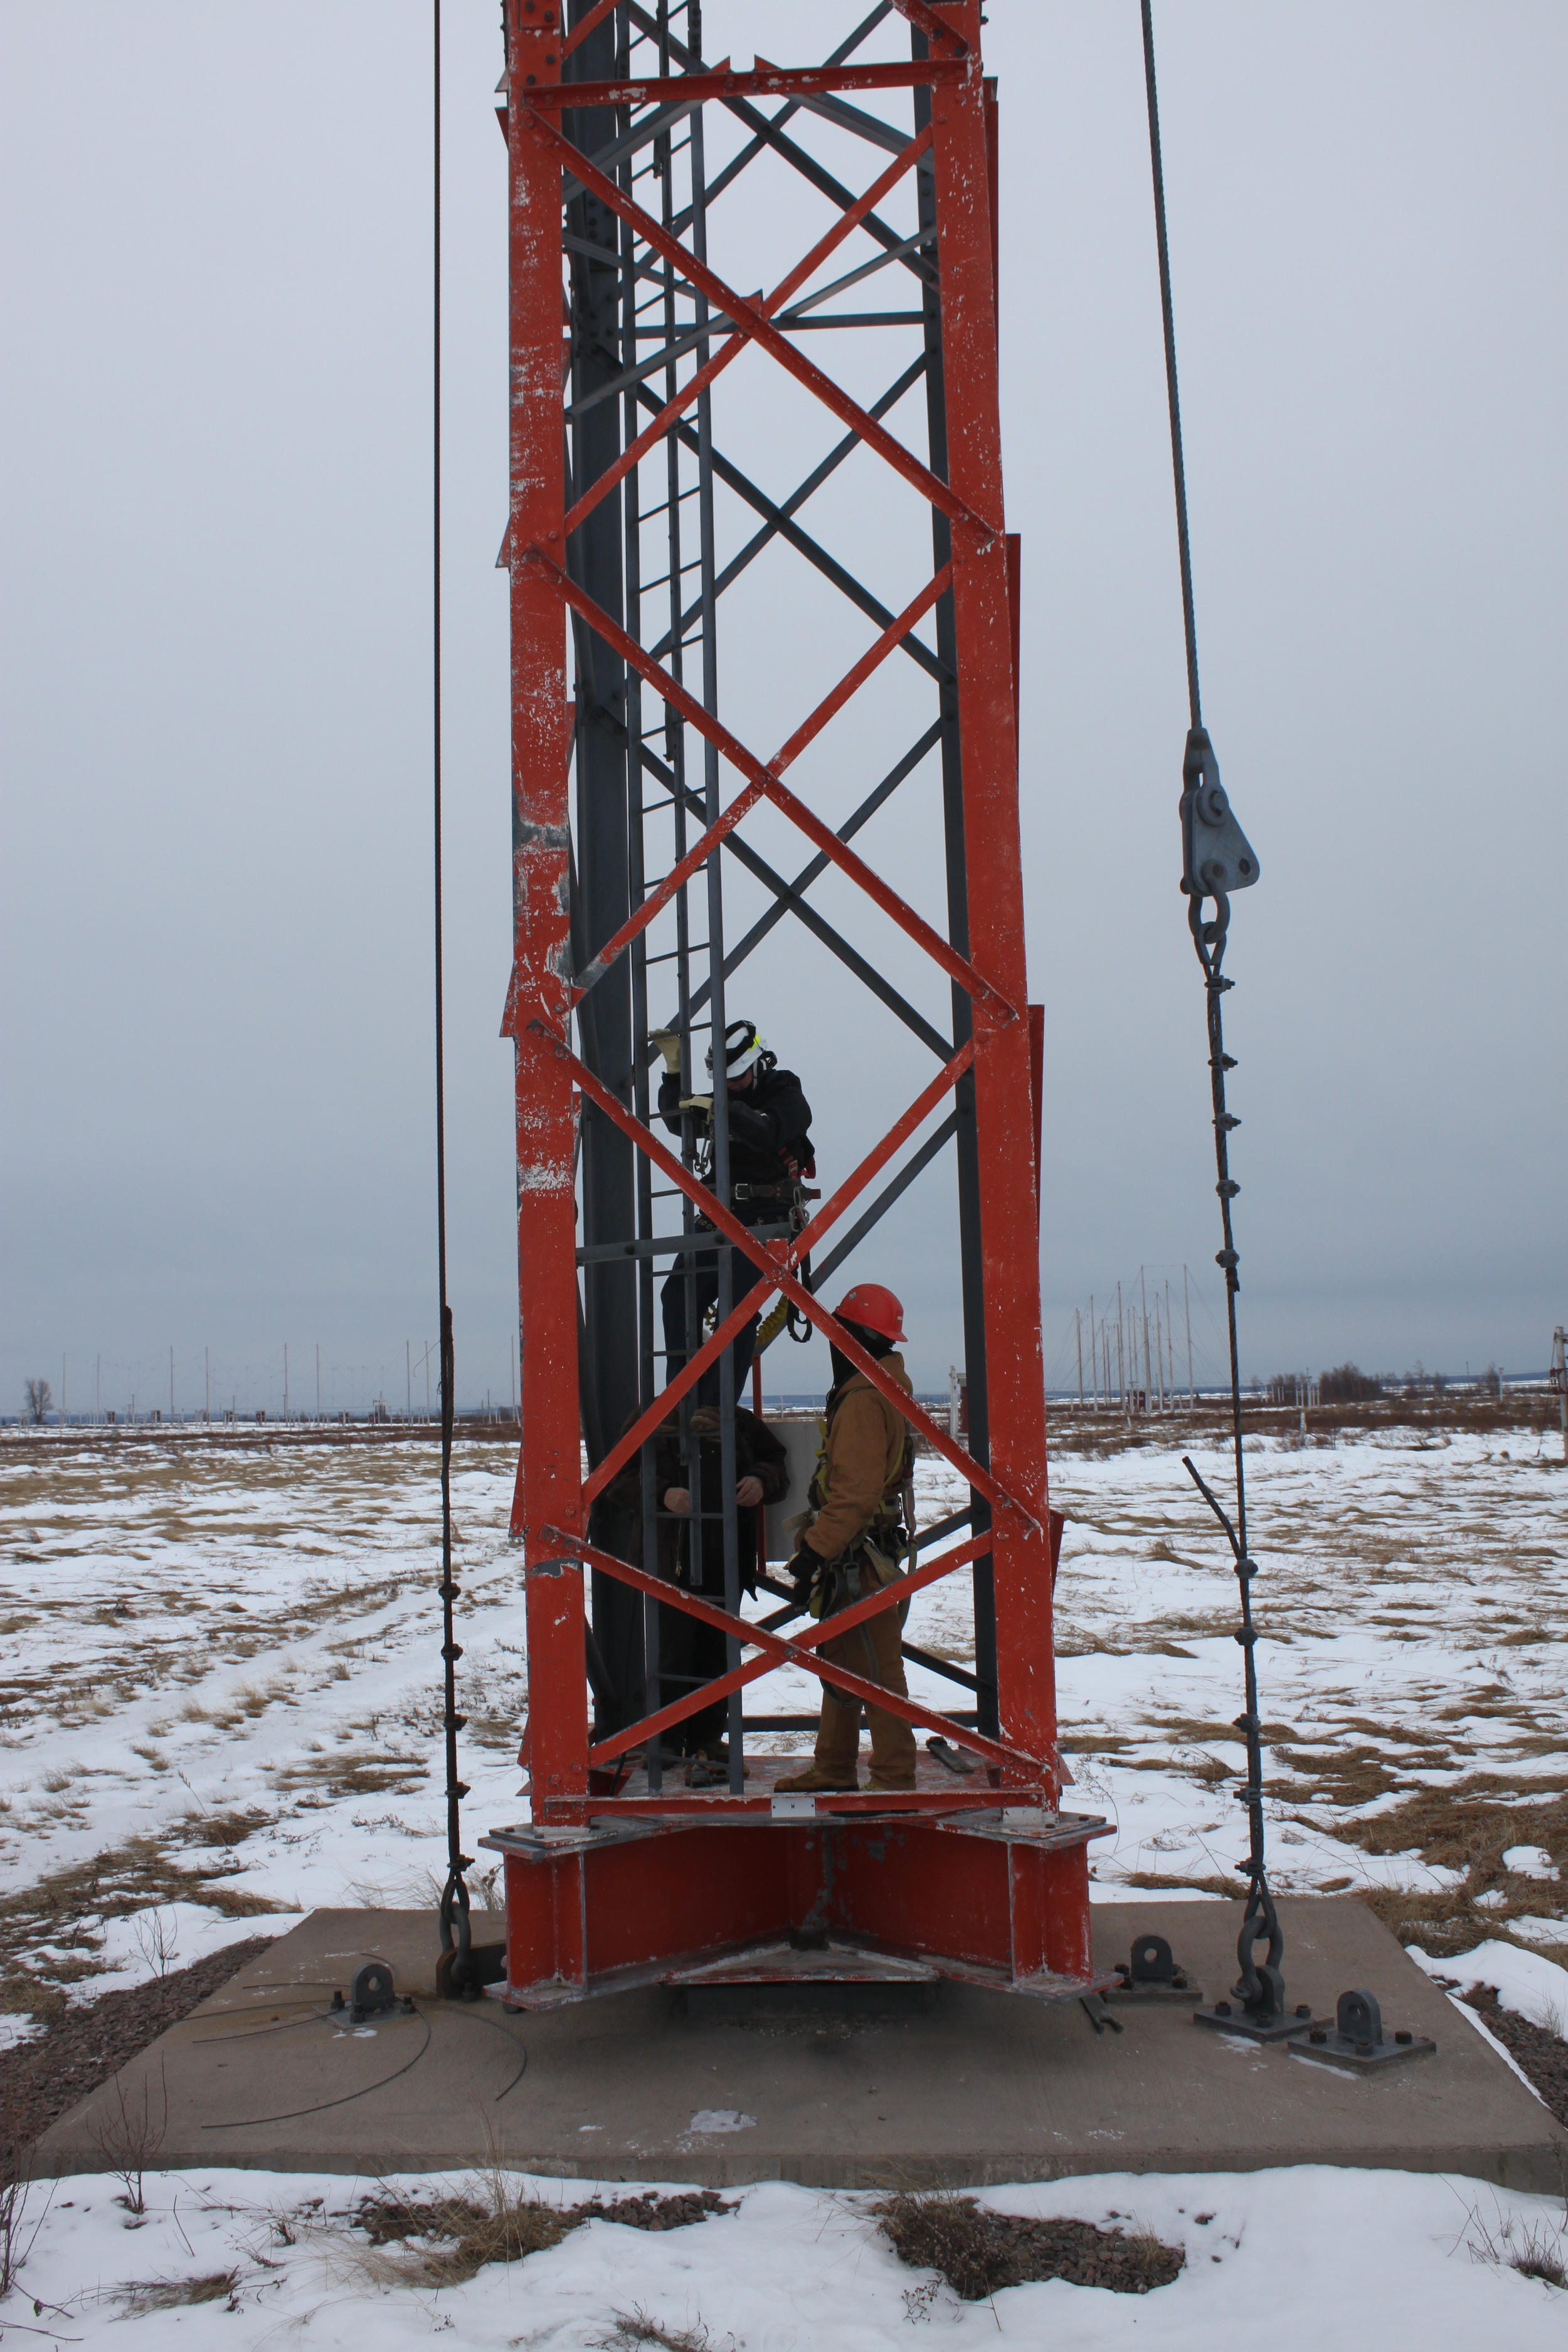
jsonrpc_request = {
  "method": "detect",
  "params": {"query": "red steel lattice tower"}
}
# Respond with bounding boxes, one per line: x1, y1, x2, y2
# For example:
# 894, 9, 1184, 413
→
489, 0, 1108, 2006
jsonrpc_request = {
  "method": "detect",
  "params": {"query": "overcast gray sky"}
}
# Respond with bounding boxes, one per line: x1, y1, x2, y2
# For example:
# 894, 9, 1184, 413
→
3, 2, 1564, 1416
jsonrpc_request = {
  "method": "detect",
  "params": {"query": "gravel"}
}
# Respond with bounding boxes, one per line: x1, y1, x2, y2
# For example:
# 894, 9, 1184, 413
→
1465, 1988, 1568, 2128
0, 1936, 276, 2180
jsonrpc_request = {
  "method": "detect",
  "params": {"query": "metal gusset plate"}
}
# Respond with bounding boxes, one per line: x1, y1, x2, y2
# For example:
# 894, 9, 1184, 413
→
1288, 1987, 1437, 2074
1106, 1931, 1199, 2003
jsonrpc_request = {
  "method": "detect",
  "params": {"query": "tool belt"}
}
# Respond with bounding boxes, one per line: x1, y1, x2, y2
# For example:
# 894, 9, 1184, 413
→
808, 1524, 908, 1623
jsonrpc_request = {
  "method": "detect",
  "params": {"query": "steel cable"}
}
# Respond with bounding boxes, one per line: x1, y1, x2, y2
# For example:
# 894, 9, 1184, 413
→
430, 0, 477, 1988
1141, 0, 1283, 2020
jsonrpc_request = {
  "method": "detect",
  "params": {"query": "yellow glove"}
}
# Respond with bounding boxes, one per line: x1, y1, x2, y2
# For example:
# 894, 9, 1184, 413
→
649, 1025, 683, 1074
679, 1093, 713, 1116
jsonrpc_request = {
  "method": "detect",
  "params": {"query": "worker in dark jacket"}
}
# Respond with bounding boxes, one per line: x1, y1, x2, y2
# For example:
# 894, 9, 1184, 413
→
776, 1284, 918, 1796
603, 1402, 790, 1785
654, 1017, 814, 1406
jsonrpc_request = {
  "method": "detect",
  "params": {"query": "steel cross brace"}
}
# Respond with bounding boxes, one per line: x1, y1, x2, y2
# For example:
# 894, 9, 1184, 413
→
558, 0, 619, 62
810, 1110, 960, 1294
655, 18, 939, 285
559, 121, 934, 542
512, 104, 996, 546
638, 391, 948, 689
548, 1524, 1049, 1778
526, 546, 1014, 1024
504, 1025, 976, 1518
686, 718, 945, 976
541, 696, 950, 1061
639, 743, 953, 1061
514, 1023, 1040, 1542
566, 1029, 982, 1506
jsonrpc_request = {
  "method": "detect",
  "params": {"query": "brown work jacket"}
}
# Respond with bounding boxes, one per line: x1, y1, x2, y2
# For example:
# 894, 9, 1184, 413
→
600, 1407, 790, 1595
802, 1353, 913, 1563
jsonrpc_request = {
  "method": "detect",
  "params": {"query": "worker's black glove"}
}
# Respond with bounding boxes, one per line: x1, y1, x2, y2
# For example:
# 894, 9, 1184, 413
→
785, 1544, 819, 1608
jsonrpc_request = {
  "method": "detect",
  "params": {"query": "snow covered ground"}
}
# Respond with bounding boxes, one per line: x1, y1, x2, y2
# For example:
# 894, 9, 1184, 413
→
1, 1422, 1564, 2006
4, 2160, 1567, 2348
3, 1424, 1566, 2344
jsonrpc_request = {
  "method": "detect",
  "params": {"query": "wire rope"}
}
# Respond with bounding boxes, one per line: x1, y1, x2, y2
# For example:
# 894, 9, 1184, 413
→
1141, 0, 1284, 2023
429, 0, 477, 1989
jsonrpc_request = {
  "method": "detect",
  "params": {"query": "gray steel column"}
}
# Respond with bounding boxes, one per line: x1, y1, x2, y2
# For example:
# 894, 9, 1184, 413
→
620, 86, 661, 1796
566, 1, 642, 1733
684, 97, 745, 1796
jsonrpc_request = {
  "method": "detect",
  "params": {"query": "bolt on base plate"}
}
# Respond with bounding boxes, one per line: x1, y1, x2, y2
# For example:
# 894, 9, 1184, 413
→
1288, 1988, 1436, 2074
1194, 1997, 1321, 2044
1106, 1933, 1199, 2002
332, 1959, 411, 2025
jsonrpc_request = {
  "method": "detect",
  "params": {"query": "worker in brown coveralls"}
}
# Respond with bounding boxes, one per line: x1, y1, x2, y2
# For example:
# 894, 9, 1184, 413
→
775, 1284, 918, 1795
602, 1402, 790, 1787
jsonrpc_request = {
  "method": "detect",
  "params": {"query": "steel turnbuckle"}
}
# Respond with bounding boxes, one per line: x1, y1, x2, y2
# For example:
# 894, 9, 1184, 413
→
1192, 1881, 1321, 2043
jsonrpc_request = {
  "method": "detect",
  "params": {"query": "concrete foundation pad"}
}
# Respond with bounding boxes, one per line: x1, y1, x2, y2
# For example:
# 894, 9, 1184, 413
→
36, 1899, 1563, 2191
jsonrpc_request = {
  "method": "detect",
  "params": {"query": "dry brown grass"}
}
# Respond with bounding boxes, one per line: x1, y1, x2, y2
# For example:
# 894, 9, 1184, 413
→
874, 2190, 1184, 2300
1120, 1868, 1248, 1900
272, 1751, 428, 1803
354, 2186, 575, 2286
0, 1834, 290, 2003
1057, 1633, 1199, 1660
1050, 1388, 1562, 1458
596, 2315, 731, 2352
106, 2270, 239, 2314
350, 2180, 735, 2291
90, 2053, 166, 2215
175, 1805, 272, 1851
1273, 1747, 1406, 1804
1153, 1717, 1296, 1747
1353, 1784, 1568, 1870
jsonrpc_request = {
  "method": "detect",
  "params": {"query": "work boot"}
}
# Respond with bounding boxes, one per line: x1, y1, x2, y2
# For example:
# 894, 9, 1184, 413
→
864, 1773, 917, 1794
774, 1764, 857, 1794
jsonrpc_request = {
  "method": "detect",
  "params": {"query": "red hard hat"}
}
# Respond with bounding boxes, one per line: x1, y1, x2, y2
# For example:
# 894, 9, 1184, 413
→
834, 1283, 906, 1344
